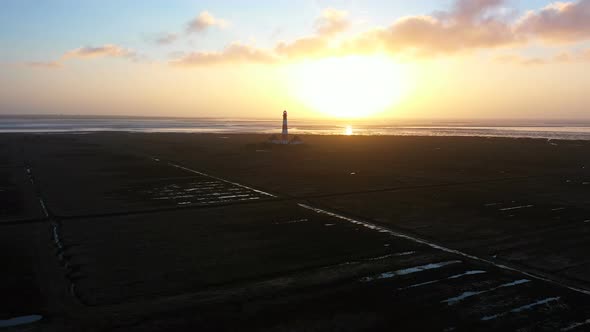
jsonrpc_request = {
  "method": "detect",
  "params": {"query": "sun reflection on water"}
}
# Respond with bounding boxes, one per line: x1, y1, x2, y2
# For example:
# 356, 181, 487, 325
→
345, 125, 353, 136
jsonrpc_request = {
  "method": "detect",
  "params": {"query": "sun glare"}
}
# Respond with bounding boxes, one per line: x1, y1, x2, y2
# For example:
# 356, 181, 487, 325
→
287, 56, 410, 119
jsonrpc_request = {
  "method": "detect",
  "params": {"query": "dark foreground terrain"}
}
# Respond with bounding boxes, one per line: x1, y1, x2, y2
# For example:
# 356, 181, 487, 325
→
2, 132, 590, 331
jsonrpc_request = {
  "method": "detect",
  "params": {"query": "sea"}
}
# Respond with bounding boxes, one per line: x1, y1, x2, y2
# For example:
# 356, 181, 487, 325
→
3, 116, 590, 141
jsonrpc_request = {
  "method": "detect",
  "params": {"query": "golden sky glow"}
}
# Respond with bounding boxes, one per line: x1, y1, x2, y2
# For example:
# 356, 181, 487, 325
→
286, 56, 413, 118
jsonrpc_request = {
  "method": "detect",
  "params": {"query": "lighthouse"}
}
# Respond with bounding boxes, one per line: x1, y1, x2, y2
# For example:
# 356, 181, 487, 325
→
282, 110, 288, 144
267, 110, 302, 145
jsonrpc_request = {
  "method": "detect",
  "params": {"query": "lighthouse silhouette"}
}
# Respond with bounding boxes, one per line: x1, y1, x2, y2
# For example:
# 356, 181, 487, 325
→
282, 110, 288, 144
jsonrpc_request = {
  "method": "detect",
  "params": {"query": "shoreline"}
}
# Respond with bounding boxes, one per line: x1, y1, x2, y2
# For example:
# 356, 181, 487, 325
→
2, 130, 590, 143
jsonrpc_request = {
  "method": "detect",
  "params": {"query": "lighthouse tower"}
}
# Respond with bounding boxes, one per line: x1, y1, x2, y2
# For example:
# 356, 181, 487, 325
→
282, 110, 288, 144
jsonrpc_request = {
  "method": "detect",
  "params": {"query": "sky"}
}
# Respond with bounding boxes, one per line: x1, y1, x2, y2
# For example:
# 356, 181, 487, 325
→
2, 0, 590, 120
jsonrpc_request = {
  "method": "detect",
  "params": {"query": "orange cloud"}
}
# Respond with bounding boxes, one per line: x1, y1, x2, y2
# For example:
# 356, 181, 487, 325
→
175, 9, 351, 63
494, 48, 590, 65
350, 0, 522, 56
359, 15, 518, 56
186, 11, 228, 33
494, 54, 549, 65
174, 1, 523, 66
449, 0, 508, 22
516, 0, 590, 43
62, 44, 136, 60
170, 43, 276, 66
21, 44, 138, 69
315, 8, 350, 36
272, 9, 351, 59
22, 61, 63, 69
27, 1, 590, 70
275, 36, 331, 58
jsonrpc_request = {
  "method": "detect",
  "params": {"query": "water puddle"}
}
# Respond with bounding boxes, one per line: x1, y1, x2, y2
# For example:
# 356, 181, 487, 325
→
218, 194, 252, 199
400, 270, 486, 290
297, 203, 590, 297
39, 198, 49, 217
481, 296, 560, 321
500, 205, 534, 211
0, 315, 43, 328
443, 279, 530, 305
274, 218, 308, 225
367, 251, 416, 261
169, 163, 276, 198
332, 251, 417, 268
145, 180, 265, 205
561, 318, 590, 331
360, 260, 461, 282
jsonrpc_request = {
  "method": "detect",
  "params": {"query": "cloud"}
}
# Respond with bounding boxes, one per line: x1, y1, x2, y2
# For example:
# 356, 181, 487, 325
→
170, 1, 590, 66
494, 54, 550, 65
315, 8, 350, 36
176, 8, 350, 63
261, 0, 590, 62
273, 9, 351, 59
516, 0, 590, 43
275, 36, 331, 58
26, 1, 590, 70
187, 11, 228, 33
62, 44, 137, 60
449, 0, 508, 22
22, 61, 63, 69
154, 33, 179, 45
170, 43, 276, 66
21, 44, 138, 69
353, 0, 522, 56
242, 1, 520, 64
173, 2, 523, 66
495, 48, 590, 65
20, 0, 590, 72
151, 11, 228, 47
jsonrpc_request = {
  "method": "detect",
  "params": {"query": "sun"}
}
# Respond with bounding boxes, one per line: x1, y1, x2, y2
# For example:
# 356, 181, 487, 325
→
287, 56, 410, 118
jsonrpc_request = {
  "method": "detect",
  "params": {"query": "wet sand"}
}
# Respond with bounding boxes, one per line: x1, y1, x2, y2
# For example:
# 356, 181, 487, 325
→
2, 132, 590, 331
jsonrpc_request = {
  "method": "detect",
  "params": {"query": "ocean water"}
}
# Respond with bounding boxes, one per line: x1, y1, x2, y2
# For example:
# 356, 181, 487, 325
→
3, 116, 590, 141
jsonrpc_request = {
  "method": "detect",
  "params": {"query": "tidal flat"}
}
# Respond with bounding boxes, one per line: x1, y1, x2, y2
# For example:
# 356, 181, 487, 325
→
2, 133, 590, 331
